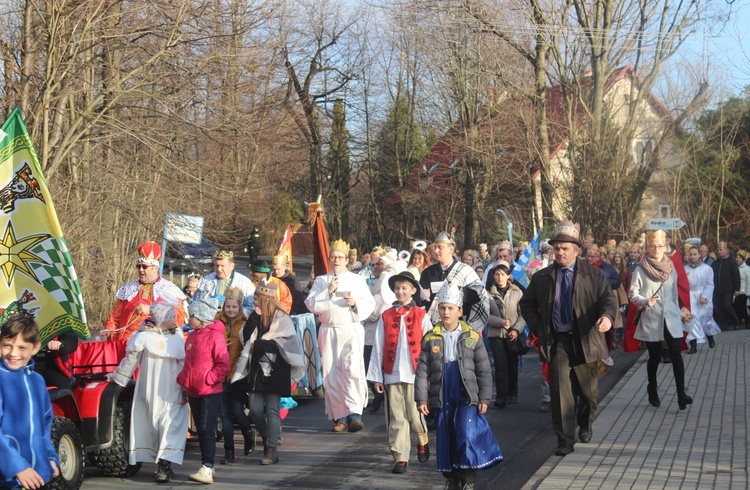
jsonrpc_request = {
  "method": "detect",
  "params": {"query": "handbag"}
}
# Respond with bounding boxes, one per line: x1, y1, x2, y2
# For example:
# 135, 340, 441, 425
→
506, 328, 530, 355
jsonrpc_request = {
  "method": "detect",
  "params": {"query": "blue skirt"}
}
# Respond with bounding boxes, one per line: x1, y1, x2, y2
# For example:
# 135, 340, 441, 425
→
436, 361, 503, 473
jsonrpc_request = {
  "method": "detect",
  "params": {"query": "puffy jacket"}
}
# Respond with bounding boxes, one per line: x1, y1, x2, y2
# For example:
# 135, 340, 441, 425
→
177, 319, 230, 397
415, 321, 492, 410
597, 260, 622, 291
0, 359, 59, 486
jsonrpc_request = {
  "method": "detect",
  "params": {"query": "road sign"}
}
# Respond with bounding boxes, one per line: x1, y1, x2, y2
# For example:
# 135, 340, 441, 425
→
647, 218, 685, 230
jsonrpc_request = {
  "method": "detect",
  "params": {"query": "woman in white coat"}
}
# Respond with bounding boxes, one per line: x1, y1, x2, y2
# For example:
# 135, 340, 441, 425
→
630, 230, 693, 411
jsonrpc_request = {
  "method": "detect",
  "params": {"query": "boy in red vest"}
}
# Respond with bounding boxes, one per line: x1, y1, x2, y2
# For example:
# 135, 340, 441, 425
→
367, 271, 433, 474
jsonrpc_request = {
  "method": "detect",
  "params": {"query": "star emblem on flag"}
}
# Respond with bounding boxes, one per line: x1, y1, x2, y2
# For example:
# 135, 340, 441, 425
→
0, 221, 51, 286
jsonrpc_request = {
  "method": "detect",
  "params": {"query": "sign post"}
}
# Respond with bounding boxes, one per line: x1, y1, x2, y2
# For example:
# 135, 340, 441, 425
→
647, 218, 686, 231
161, 213, 204, 274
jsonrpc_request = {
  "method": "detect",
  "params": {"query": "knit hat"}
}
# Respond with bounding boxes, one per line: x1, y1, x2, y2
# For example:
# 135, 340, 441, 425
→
188, 297, 219, 323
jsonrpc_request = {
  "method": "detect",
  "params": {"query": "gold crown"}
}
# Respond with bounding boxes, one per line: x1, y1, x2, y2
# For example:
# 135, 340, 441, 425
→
348, 248, 358, 257
255, 281, 278, 298
272, 254, 289, 266
214, 250, 234, 260
718, 241, 728, 249
646, 230, 667, 246
332, 239, 350, 256
224, 286, 244, 303
498, 240, 512, 250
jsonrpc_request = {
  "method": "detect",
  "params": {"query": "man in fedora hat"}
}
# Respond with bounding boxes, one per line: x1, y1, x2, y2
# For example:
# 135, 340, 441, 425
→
519, 221, 617, 456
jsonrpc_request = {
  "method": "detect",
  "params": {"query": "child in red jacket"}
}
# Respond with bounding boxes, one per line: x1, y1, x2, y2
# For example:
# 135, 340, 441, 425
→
177, 297, 229, 484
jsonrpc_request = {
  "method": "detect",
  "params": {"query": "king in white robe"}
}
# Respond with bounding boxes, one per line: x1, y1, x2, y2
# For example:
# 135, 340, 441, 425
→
305, 270, 376, 421
112, 324, 189, 465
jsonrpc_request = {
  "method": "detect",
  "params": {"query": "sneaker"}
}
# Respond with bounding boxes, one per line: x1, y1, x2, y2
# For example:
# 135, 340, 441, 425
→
417, 443, 430, 463
348, 419, 364, 433
332, 421, 347, 432
189, 465, 214, 484
391, 461, 408, 474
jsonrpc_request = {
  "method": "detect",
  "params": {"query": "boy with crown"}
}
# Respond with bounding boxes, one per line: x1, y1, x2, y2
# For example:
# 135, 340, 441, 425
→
416, 283, 503, 490
103, 242, 187, 341
305, 239, 376, 432
367, 271, 432, 474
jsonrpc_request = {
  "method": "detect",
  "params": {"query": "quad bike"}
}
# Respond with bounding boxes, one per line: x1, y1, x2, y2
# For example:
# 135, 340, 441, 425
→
47, 340, 140, 489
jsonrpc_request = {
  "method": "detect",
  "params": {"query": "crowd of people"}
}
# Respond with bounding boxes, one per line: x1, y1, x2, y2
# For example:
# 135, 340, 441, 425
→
2, 223, 747, 489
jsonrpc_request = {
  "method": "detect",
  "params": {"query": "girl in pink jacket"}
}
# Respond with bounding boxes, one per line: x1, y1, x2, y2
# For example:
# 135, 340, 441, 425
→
177, 297, 230, 484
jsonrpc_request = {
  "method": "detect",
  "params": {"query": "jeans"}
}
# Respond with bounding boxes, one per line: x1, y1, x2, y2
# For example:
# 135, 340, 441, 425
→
249, 391, 281, 448
189, 393, 222, 467
221, 385, 253, 450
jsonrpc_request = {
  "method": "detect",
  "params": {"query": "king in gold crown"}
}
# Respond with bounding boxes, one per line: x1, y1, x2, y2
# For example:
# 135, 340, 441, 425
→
332, 239, 350, 256
214, 250, 234, 260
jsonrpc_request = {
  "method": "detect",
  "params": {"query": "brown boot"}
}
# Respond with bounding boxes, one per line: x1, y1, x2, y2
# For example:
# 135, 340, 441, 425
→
260, 446, 279, 465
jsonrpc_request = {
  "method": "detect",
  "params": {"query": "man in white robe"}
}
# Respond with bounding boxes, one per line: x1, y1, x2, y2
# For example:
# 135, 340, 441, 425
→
685, 246, 721, 349
110, 303, 188, 483
305, 239, 376, 433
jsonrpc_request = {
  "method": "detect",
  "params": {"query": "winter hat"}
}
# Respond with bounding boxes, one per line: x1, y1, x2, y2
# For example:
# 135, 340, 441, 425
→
189, 297, 219, 323
150, 302, 176, 325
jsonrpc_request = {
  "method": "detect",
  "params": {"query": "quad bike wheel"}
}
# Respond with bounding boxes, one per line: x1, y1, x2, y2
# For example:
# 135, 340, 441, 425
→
90, 401, 142, 477
49, 417, 84, 490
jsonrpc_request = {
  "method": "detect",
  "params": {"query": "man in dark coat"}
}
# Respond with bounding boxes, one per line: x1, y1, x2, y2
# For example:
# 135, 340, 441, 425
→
711, 241, 741, 330
519, 221, 617, 457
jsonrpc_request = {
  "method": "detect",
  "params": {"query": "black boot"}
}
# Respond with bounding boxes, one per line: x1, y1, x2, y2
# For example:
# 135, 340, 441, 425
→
243, 429, 256, 455
707, 335, 715, 348
155, 459, 174, 483
220, 448, 235, 465
687, 339, 697, 354
677, 389, 693, 410
647, 383, 661, 408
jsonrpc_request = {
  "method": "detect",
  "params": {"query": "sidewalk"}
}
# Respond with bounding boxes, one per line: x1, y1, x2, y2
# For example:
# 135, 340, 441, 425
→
533, 330, 749, 489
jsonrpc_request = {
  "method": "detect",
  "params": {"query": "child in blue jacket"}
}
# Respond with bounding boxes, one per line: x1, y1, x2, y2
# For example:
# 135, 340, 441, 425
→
0, 314, 59, 489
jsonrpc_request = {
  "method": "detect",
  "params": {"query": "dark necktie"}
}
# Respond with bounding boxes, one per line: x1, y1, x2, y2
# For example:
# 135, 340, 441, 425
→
560, 268, 572, 324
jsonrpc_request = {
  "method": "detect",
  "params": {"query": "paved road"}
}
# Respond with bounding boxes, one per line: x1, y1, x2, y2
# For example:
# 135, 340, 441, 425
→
80, 255, 642, 489
80, 348, 641, 489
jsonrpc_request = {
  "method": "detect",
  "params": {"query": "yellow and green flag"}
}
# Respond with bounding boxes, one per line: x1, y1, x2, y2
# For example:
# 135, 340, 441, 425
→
0, 108, 90, 344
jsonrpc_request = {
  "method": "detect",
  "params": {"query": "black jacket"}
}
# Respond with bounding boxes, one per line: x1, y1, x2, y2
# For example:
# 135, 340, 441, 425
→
711, 255, 740, 294
239, 313, 292, 397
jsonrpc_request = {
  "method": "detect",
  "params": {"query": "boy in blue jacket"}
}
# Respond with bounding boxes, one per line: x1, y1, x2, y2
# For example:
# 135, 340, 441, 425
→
0, 314, 59, 489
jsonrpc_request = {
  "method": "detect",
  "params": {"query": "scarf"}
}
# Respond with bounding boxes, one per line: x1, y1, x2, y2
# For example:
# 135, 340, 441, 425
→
639, 255, 673, 283
230, 310, 305, 386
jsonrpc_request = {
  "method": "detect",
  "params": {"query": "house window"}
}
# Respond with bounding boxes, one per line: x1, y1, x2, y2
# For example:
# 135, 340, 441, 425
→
658, 204, 672, 218
633, 139, 654, 165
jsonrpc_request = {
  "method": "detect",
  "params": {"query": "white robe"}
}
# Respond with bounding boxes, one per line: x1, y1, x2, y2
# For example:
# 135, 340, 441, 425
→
684, 262, 721, 338
112, 326, 189, 465
305, 270, 376, 421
